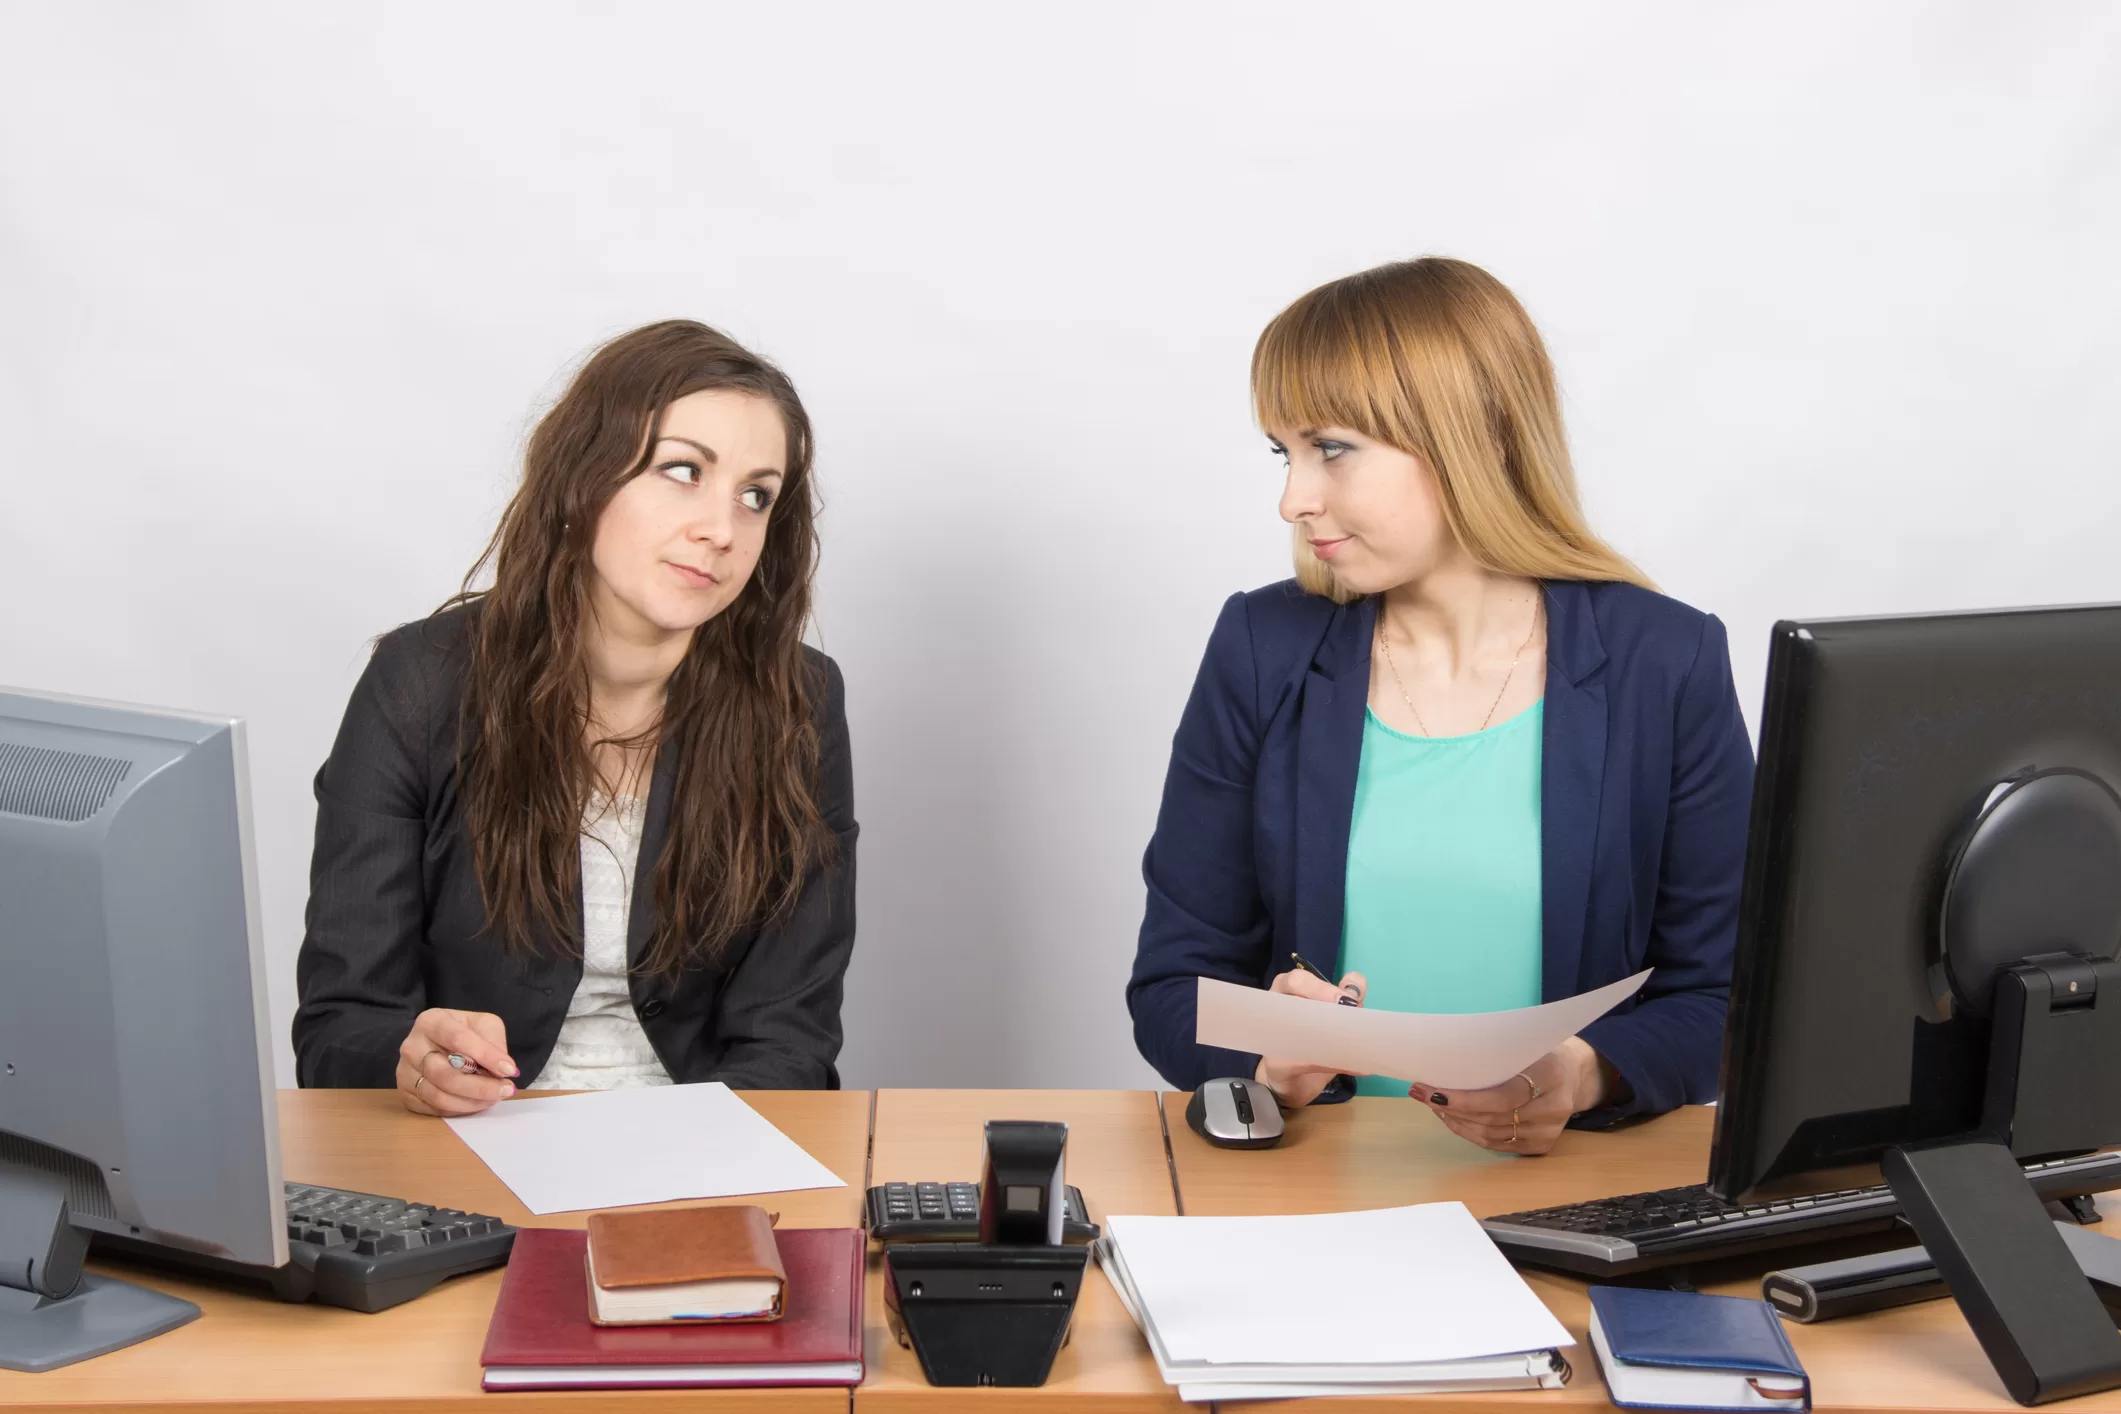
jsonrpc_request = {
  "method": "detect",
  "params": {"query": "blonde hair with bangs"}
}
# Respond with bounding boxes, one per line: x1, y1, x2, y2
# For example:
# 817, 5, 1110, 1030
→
1252, 257, 1651, 602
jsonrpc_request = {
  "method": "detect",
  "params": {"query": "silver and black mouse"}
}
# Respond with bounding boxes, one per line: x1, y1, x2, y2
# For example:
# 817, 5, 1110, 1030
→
1185, 1076, 1284, 1149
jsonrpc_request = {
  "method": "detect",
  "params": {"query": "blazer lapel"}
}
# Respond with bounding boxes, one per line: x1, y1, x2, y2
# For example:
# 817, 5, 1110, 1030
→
1294, 595, 1376, 977
1539, 581, 1609, 1001
626, 735, 682, 969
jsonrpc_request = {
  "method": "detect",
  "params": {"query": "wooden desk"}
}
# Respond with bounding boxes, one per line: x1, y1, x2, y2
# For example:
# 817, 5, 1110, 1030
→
0, 1088, 872, 1414
856, 1089, 1184, 1413
14, 1087, 2119, 1413
1167, 1093, 2121, 1414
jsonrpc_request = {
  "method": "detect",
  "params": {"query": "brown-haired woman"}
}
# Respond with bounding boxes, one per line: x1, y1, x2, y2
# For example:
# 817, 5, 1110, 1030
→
293, 320, 855, 1114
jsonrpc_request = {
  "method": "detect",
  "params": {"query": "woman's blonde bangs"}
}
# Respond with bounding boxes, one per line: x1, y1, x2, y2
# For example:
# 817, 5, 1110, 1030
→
1250, 286, 1420, 455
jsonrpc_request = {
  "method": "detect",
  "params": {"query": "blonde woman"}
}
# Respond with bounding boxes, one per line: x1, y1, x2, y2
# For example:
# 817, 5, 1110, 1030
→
1127, 258, 1753, 1155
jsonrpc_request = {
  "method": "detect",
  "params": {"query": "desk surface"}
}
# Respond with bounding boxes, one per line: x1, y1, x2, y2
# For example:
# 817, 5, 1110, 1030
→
1167, 1093, 2121, 1414
0, 1089, 871, 1414
8, 1087, 2121, 1414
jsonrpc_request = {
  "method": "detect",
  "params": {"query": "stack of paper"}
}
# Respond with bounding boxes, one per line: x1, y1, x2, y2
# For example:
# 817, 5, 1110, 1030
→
1098, 1203, 1573, 1402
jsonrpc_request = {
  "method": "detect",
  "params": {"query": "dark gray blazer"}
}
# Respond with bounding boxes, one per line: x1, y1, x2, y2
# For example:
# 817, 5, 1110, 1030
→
291, 606, 858, 1090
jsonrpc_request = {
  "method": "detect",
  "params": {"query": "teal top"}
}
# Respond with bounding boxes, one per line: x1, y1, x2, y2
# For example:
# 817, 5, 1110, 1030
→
1339, 700, 1545, 1097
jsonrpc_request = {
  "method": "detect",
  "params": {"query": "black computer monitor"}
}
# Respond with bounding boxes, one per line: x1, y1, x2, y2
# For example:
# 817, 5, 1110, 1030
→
1704, 605, 2121, 1404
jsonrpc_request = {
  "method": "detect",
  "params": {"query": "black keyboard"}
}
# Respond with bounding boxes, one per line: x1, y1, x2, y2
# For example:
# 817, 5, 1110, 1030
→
94, 1181, 517, 1313
865, 1181, 1099, 1244
1481, 1149, 2121, 1277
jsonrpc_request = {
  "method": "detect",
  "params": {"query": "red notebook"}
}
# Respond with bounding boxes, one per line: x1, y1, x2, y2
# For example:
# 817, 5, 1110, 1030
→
480, 1226, 864, 1390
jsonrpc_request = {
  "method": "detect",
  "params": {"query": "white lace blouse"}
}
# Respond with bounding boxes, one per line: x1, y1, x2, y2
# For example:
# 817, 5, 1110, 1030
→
535, 795, 674, 1090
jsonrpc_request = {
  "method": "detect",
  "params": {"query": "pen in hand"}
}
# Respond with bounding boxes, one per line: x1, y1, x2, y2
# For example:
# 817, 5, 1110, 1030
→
1288, 952, 1361, 1006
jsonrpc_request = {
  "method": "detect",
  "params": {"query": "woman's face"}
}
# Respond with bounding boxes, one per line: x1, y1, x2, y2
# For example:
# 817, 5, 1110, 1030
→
1271, 424, 1458, 595
589, 388, 788, 640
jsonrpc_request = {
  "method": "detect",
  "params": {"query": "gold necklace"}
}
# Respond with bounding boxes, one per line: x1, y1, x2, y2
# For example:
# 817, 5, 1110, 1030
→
1376, 594, 1543, 736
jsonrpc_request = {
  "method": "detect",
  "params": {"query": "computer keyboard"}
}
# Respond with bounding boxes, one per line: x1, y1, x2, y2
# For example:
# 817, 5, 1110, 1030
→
1480, 1149, 2121, 1277
94, 1181, 517, 1313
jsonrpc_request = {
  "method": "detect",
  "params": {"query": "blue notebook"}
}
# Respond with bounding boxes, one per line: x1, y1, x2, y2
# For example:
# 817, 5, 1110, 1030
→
1587, 1287, 1810, 1412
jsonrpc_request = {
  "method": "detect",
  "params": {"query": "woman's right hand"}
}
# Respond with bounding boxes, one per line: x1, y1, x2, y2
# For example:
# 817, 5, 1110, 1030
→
1252, 968, 1366, 1107
396, 1009, 519, 1117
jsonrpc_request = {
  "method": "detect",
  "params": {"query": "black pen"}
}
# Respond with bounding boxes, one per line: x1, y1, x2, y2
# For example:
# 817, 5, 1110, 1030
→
1288, 952, 1360, 1006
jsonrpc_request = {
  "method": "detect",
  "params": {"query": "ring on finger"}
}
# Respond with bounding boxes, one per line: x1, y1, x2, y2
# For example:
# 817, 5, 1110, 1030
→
1516, 1071, 1544, 1105
412, 1073, 428, 1099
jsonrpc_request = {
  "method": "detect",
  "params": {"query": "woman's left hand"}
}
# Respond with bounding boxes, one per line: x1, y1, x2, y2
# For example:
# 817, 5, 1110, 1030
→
1409, 1037, 1609, 1156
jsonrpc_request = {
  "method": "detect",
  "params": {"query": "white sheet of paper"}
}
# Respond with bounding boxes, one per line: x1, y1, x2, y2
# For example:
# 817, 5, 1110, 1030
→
1103, 1203, 1571, 1367
1194, 968, 1650, 1090
443, 1082, 846, 1215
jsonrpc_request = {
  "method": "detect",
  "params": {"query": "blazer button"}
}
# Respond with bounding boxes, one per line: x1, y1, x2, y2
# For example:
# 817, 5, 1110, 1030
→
639, 998, 666, 1019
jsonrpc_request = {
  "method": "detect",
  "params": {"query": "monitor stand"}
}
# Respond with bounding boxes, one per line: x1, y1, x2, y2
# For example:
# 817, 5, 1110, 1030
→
1884, 956, 2121, 1406
0, 1166, 199, 1373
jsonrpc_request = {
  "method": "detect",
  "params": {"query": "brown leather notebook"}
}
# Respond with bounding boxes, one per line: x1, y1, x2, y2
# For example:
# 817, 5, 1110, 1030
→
584, 1204, 788, 1325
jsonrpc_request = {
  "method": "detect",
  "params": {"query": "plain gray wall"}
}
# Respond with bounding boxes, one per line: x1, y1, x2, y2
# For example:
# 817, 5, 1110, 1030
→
2, 3, 2118, 1090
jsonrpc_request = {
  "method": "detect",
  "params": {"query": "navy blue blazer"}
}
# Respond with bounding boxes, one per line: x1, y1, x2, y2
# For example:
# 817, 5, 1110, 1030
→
1126, 578, 1755, 1123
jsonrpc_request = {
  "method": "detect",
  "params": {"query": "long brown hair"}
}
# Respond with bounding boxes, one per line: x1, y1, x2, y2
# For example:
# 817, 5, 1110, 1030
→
450, 320, 828, 975
1252, 257, 1650, 601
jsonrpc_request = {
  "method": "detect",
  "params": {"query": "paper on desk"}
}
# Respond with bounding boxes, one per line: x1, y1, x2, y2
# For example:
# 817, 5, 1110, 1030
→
444, 1082, 846, 1215
1195, 968, 1650, 1090
1105, 1233, 1564, 1392
1104, 1203, 1571, 1367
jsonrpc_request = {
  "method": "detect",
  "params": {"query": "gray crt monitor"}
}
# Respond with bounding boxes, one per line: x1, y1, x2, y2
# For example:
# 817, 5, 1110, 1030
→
0, 686, 286, 1369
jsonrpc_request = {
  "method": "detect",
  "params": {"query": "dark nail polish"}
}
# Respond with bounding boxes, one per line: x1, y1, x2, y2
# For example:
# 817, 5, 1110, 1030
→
1431, 1092, 1449, 1106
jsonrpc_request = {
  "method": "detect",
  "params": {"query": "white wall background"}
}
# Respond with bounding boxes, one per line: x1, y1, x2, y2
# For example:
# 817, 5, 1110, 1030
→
2, 3, 2117, 1090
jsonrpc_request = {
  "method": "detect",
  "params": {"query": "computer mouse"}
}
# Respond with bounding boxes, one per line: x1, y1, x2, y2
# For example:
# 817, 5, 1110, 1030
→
1185, 1076, 1284, 1149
